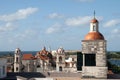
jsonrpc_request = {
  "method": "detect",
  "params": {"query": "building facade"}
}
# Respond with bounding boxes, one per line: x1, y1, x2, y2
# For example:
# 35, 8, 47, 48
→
22, 54, 37, 72
56, 47, 65, 71
82, 14, 107, 78
56, 47, 77, 72
36, 47, 53, 72
0, 58, 7, 78
14, 48, 22, 72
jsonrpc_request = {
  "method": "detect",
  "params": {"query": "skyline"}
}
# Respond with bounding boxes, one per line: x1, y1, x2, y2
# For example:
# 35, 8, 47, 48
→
0, 0, 120, 51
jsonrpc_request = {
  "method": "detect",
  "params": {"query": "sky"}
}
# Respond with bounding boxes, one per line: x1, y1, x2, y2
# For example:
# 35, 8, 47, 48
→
0, 0, 120, 51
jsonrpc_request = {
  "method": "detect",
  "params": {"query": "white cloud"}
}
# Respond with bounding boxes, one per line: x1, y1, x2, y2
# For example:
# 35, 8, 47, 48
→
65, 16, 91, 26
15, 29, 37, 40
112, 28, 120, 34
46, 23, 64, 34
8, 29, 38, 45
104, 19, 120, 27
0, 7, 38, 22
66, 16, 103, 27
0, 22, 17, 32
65, 16, 103, 27
48, 13, 64, 19
107, 28, 120, 39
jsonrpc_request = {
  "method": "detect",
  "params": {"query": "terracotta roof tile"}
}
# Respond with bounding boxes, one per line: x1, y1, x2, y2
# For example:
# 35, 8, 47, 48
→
22, 54, 34, 60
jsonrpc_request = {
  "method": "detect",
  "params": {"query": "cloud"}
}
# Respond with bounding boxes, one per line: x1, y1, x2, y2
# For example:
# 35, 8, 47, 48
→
0, 7, 38, 22
107, 28, 120, 39
46, 23, 64, 34
112, 28, 120, 34
0, 7, 38, 33
65, 16, 91, 26
48, 13, 64, 19
104, 19, 120, 27
0, 22, 17, 32
65, 16, 103, 27
15, 29, 37, 40
8, 29, 38, 45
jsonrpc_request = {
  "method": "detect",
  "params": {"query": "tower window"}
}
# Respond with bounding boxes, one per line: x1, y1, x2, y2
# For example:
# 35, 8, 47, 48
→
59, 56, 62, 63
93, 25, 96, 31
85, 54, 96, 66
16, 67, 18, 71
16, 57, 18, 62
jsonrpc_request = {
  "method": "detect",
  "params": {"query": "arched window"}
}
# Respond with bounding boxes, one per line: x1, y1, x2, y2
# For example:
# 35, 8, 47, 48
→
93, 24, 96, 31
59, 56, 62, 63
16, 57, 18, 63
16, 67, 18, 71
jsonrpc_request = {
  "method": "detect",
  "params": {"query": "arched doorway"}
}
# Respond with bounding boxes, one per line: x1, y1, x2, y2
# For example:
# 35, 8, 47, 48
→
59, 66, 62, 71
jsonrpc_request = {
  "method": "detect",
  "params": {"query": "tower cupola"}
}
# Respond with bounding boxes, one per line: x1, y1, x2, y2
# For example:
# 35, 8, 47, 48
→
84, 11, 104, 40
90, 11, 99, 32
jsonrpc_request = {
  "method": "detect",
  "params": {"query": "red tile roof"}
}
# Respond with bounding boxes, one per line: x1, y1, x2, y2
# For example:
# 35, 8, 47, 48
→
22, 54, 34, 60
39, 55, 49, 60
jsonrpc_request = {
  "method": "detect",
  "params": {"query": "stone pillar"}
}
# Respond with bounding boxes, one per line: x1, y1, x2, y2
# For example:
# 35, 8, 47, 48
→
83, 54, 85, 66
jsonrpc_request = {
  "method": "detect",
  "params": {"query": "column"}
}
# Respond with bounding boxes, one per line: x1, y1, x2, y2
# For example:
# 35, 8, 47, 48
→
83, 54, 85, 66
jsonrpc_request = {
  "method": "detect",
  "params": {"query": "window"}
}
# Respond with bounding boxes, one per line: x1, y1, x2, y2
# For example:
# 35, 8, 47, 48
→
7, 58, 10, 63
93, 25, 96, 31
59, 56, 62, 63
16, 67, 18, 71
3, 66, 5, 75
85, 54, 96, 66
72, 58, 74, 61
65, 62, 69, 67
16, 57, 18, 62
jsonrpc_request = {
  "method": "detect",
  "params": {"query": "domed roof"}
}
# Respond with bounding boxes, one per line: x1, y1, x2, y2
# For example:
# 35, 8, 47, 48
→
84, 32, 104, 40
91, 18, 98, 23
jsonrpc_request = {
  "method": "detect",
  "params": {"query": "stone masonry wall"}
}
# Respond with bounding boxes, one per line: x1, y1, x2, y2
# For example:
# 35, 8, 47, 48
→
82, 40, 107, 79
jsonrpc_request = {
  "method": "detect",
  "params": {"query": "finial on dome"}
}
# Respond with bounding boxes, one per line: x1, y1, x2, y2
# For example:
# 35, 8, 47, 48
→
94, 10, 95, 19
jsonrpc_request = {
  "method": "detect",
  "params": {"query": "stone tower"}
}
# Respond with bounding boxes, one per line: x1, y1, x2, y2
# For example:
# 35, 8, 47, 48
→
81, 13, 107, 78
14, 48, 22, 72
56, 47, 65, 72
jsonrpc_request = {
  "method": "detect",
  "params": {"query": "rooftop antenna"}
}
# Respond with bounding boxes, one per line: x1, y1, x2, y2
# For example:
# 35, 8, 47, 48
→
94, 10, 96, 19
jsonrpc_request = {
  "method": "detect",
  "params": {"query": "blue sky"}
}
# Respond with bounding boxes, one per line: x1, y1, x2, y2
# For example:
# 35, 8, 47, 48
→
0, 0, 120, 51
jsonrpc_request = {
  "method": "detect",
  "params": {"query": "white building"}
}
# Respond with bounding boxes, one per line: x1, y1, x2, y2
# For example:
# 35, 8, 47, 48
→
14, 48, 22, 72
0, 58, 7, 79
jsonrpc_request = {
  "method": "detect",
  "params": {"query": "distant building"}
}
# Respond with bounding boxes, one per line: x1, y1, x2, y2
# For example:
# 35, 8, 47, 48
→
4, 55, 14, 72
56, 47, 77, 72
13, 48, 37, 72
0, 58, 7, 78
35, 47, 54, 72
22, 54, 37, 72
14, 48, 22, 72
81, 13, 107, 78
56, 47, 65, 71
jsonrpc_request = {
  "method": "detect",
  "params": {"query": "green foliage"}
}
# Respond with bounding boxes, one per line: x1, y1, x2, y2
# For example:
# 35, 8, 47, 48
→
107, 51, 120, 59
108, 61, 120, 73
